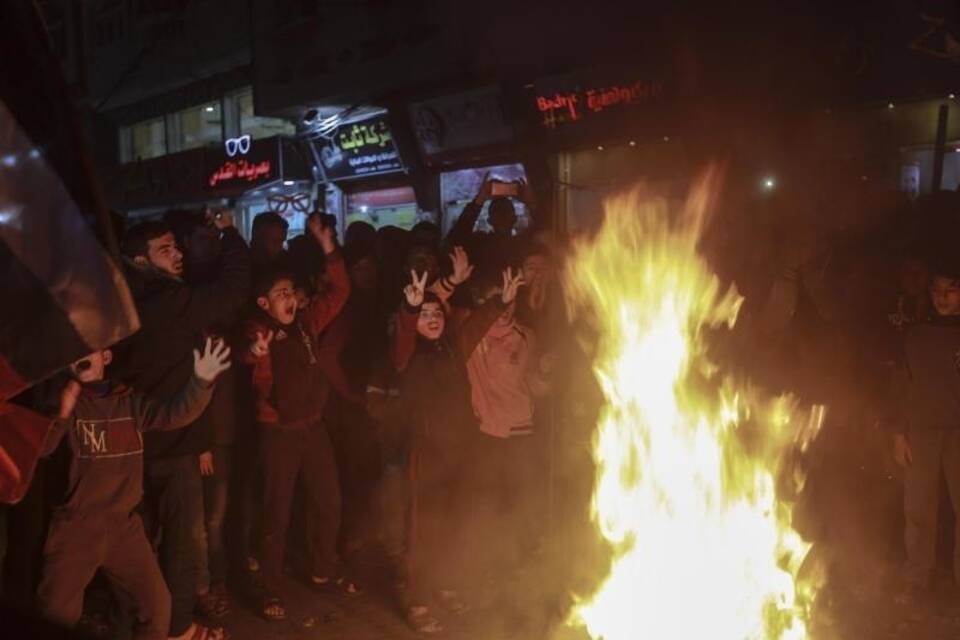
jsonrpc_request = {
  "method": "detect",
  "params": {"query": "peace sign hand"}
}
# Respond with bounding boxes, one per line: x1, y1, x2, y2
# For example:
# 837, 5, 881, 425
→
404, 270, 429, 307
448, 246, 474, 285
250, 330, 274, 358
501, 267, 525, 305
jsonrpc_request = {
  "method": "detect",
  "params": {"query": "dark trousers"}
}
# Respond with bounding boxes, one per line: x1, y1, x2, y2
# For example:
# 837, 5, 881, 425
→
904, 428, 960, 586
327, 395, 382, 552
405, 438, 471, 605
258, 425, 341, 594
143, 455, 203, 636
470, 431, 548, 570
227, 430, 261, 570
37, 513, 170, 640
197, 445, 232, 592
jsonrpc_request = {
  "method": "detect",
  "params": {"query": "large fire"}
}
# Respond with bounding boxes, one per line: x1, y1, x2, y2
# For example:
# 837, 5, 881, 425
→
564, 170, 823, 640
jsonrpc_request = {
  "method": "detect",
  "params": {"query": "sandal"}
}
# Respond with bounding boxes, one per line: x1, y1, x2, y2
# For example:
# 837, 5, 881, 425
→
310, 575, 363, 597
260, 595, 286, 622
195, 591, 229, 619
184, 623, 230, 640
407, 605, 443, 634
437, 589, 469, 615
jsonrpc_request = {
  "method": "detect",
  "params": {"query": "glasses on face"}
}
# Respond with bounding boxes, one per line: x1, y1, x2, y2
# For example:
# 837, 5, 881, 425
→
267, 193, 311, 214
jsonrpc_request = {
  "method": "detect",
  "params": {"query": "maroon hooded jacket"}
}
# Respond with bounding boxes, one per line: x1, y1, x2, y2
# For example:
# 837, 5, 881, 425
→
243, 251, 351, 429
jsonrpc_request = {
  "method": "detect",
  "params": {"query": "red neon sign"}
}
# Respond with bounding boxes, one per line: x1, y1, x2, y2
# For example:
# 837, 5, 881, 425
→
535, 79, 664, 128
208, 159, 272, 188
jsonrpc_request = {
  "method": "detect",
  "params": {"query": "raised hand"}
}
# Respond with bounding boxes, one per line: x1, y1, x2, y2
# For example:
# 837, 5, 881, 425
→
250, 330, 274, 358
516, 177, 534, 206
404, 269, 429, 307
501, 267, 525, 305
474, 172, 493, 204
448, 246, 474, 285
59, 380, 81, 419
308, 215, 336, 254
209, 207, 235, 230
193, 338, 232, 382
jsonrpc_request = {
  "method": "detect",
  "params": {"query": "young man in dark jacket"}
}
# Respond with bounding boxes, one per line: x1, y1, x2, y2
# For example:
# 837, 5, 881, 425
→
113, 210, 250, 640
242, 216, 352, 620
893, 260, 960, 602
37, 339, 231, 640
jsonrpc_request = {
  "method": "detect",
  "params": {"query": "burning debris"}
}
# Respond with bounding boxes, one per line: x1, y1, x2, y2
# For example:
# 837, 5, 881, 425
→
563, 169, 825, 640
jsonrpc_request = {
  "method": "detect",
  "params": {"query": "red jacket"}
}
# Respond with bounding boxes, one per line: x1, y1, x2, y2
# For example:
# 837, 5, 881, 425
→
243, 251, 350, 428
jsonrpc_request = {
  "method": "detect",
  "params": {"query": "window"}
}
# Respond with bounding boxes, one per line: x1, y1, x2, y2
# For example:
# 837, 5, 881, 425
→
166, 101, 223, 153
440, 164, 529, 237
226, 87, 294, 140
120, 117, 166, 162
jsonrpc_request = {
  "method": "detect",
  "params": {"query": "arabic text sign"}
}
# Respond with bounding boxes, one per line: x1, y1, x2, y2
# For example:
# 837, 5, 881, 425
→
208, 159, 272, 188
535, 79, 664, 129
319, 114, 404, 180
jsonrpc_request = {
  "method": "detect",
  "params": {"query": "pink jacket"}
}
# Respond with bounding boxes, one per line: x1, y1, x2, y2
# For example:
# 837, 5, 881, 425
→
465, 317, 547, 438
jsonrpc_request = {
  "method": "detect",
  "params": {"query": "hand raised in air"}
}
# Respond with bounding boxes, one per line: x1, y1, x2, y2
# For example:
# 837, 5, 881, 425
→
448, 246, 474, 285
250, 330, 274, 358
193, 338, 231, 382
404, 269, 429, 307
501, 267, 525, 305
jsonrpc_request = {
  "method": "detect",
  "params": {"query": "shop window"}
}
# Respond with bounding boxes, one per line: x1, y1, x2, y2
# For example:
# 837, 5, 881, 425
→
120, 117, 166, 162
900, 145, 960, 198
440, 163, 529, 238
346, 186, 419, 230
229, 87, 295, 140
166, 102, 223, 153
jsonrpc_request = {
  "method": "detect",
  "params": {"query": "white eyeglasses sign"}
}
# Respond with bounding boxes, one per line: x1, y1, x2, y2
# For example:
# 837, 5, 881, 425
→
225, 134, 251, 157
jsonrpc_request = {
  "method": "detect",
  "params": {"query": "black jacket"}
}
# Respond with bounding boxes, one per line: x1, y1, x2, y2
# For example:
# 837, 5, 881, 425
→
896, 316, 960, 432
112, 227, 250, 459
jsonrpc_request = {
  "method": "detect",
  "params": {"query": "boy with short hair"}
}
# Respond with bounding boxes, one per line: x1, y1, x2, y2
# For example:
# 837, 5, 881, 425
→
37, 338, 231, 640
243, 216, 352, 620
893, 259, 960, 599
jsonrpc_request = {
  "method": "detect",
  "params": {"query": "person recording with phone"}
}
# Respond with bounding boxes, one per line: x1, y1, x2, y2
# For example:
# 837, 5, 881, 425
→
445, 175, 537, 283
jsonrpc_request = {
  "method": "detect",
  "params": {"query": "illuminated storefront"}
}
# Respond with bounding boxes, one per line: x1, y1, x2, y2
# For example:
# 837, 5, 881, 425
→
311, 111, 428, 231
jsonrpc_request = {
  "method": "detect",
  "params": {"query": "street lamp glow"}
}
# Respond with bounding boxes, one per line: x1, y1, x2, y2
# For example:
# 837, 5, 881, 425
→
763, 176, 776, 190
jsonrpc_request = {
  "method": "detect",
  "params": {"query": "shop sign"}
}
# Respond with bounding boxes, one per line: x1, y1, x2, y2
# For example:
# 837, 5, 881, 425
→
409, 86, 513, 158
208, 159, 272, 188
206, 137, 276, 189
534, 78, 664, 129
317, 113, 404, 181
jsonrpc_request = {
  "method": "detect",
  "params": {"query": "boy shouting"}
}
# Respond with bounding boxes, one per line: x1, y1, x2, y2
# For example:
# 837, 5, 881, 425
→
37, 339, 231, 640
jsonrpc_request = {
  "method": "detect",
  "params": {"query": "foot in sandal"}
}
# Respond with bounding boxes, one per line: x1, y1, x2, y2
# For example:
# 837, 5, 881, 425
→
168, 622, 230, 640
309, 575, 363, 597
436, 589, 469, 615
260, 595, 286, 622
407, 605, 443, 634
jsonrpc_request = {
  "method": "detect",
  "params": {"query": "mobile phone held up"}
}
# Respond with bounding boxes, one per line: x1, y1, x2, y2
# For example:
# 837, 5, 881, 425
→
490, 180, 520, 197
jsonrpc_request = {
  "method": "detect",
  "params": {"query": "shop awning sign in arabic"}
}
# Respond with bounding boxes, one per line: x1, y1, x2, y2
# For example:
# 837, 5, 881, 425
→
318, 114, 405, 181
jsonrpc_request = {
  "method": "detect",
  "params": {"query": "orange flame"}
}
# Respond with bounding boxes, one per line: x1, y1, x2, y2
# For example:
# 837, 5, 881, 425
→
564, 169, 822, 640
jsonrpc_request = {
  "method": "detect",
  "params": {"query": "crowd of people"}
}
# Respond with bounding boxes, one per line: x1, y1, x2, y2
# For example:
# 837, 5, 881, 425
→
4, 172, 960, 638
0, 177, 564, 639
